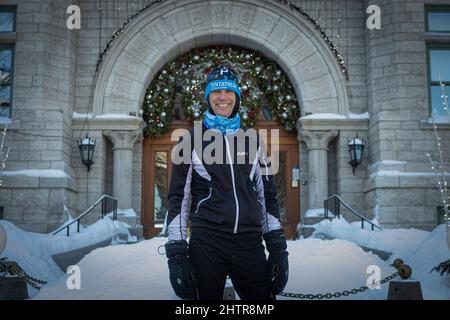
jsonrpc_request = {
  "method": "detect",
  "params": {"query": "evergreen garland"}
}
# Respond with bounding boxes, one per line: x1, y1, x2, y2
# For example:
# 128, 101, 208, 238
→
142, 47, 299, 138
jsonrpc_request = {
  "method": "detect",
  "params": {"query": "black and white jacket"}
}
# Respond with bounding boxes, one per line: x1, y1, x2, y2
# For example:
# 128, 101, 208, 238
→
167, 124, 282, 241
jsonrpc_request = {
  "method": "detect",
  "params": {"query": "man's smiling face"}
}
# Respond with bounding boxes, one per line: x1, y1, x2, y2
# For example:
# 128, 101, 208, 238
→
209, 89, 236, 118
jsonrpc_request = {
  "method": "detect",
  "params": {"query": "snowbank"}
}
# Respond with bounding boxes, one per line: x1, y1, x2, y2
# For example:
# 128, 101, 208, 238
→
4, 216, 448, 300
2, 169, 69, 178
34, 237, 173, 300
34, 236, 392, 300
72, 112, 141, 120
300, 112, 369, 120
313, 218, 450, 299
281, 238, 391, 300
34, 220, 450, 300
0, 217, 130, 297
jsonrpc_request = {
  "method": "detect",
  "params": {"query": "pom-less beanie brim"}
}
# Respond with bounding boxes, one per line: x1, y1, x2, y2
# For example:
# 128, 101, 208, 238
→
204, 79, 241, 102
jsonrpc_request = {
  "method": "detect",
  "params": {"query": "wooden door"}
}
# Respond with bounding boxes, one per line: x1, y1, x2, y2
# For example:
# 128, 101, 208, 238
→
253, 121, 300, 239
141, 121, 191, 238
142, 120, 300, 239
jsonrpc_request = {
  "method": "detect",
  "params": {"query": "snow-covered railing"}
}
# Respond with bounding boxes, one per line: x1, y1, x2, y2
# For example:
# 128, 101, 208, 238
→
52, 194, 117, 236
324, 194, 382, 231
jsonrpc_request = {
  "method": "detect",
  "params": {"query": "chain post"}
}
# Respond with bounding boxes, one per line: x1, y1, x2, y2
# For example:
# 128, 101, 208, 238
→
0, 257, 48, 291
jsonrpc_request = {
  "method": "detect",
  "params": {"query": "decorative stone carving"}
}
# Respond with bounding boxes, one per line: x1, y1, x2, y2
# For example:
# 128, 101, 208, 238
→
300, 129, 338, 151
103, 130, 142, 151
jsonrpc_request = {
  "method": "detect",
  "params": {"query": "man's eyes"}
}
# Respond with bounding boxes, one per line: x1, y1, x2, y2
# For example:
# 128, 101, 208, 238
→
212, 91, 233, 95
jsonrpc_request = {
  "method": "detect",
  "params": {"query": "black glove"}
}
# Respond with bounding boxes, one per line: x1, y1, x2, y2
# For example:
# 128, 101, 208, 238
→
263, 229, 289, 295
165, 240, 198, 300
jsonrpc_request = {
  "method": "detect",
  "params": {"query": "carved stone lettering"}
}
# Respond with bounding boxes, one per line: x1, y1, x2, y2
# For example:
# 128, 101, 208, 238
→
212, 6, 232, 24
239, 9, 255, 26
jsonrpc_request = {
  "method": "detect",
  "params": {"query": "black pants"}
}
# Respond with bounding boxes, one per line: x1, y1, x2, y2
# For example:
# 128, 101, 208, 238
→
189, 227, 272, 300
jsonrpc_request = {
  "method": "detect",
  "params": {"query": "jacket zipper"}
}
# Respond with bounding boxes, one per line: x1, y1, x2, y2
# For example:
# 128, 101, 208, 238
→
224, 136, 239, 234
194, 187, 212, 214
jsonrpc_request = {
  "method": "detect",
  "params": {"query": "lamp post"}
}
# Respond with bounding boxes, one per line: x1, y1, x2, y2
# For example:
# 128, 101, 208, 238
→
348, 135, 366, 173
78, 135, 96, 171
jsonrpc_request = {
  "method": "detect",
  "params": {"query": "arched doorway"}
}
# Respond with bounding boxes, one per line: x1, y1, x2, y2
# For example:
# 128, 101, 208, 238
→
141, 46, 300, 239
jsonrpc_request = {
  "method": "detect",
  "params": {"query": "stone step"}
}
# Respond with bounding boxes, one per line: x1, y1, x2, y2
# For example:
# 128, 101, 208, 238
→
111, 214, 137, 227
52, 237, 113, 272
113, 235, 139, 245
129, 224, 144, 241
107, 209, 139, 227
312, 232, 392, 261
303, 216, 326, 226
298, 225, 316, 239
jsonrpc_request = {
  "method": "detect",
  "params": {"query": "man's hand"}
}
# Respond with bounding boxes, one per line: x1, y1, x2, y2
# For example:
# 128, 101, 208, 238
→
263, 229, 289, 295
165, 240, 198, 299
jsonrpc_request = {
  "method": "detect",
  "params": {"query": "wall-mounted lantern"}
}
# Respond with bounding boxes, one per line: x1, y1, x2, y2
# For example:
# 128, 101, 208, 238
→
78, 135, 96, 171
348, 135, 366, 173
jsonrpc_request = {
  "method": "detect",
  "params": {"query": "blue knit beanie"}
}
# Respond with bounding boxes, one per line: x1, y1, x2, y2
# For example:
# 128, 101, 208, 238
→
204, 65, 241, 118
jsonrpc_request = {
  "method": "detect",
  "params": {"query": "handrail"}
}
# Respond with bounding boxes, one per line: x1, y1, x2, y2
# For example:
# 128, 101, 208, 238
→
324, 194, 383, 231
53, 194, 118, 236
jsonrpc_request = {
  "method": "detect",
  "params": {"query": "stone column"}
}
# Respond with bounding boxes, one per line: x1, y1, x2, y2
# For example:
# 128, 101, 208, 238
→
103, 130, 142, 209
299, 130, 338, 209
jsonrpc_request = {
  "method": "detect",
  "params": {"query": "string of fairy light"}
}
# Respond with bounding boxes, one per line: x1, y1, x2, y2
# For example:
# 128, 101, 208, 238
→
0, 124, 10, 187
279, 0, 348, 79
426, 75, 450, 223
94, 1, 348, 77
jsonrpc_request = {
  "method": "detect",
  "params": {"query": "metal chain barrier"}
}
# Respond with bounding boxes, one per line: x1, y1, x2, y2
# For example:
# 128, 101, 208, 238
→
0, 257, 48, 290
279, 258, 412, 300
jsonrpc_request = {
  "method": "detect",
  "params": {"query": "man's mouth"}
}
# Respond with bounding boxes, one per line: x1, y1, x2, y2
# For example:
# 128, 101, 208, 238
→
217, 104, 231, 108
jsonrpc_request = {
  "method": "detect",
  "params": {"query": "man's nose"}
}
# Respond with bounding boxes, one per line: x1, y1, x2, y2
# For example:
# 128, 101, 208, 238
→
218, 91, 228, 99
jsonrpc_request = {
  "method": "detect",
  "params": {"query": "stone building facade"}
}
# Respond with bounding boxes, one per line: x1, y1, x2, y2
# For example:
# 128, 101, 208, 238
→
0, 0, 449, 235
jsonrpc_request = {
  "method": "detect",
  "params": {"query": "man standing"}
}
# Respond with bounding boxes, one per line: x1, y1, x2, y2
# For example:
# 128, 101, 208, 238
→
164, 65, 289, 300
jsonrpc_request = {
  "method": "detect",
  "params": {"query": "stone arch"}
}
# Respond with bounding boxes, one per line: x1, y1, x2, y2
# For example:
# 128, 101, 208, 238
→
92, 0, 349, 118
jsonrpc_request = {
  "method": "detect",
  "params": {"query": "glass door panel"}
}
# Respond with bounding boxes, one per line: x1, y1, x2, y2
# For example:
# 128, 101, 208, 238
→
153, 151, 168, 229
274, 151, 287, 224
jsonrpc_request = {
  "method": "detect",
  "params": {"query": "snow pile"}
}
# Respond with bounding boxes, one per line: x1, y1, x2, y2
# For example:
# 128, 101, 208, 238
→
72, 112, 141, 120
34, 220, 449, 300
304, 208, 325, 218
314, 218, 424, 254
281, 238, 391, 300
313, 218, 450, 299
107, 208, 137, 219
34, 236, 390, 300
34, 237, 173, 300
4, 216, 448, 300
300, 112, 369, 120
2, 169, 69, 178
0, 217, 130, 297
